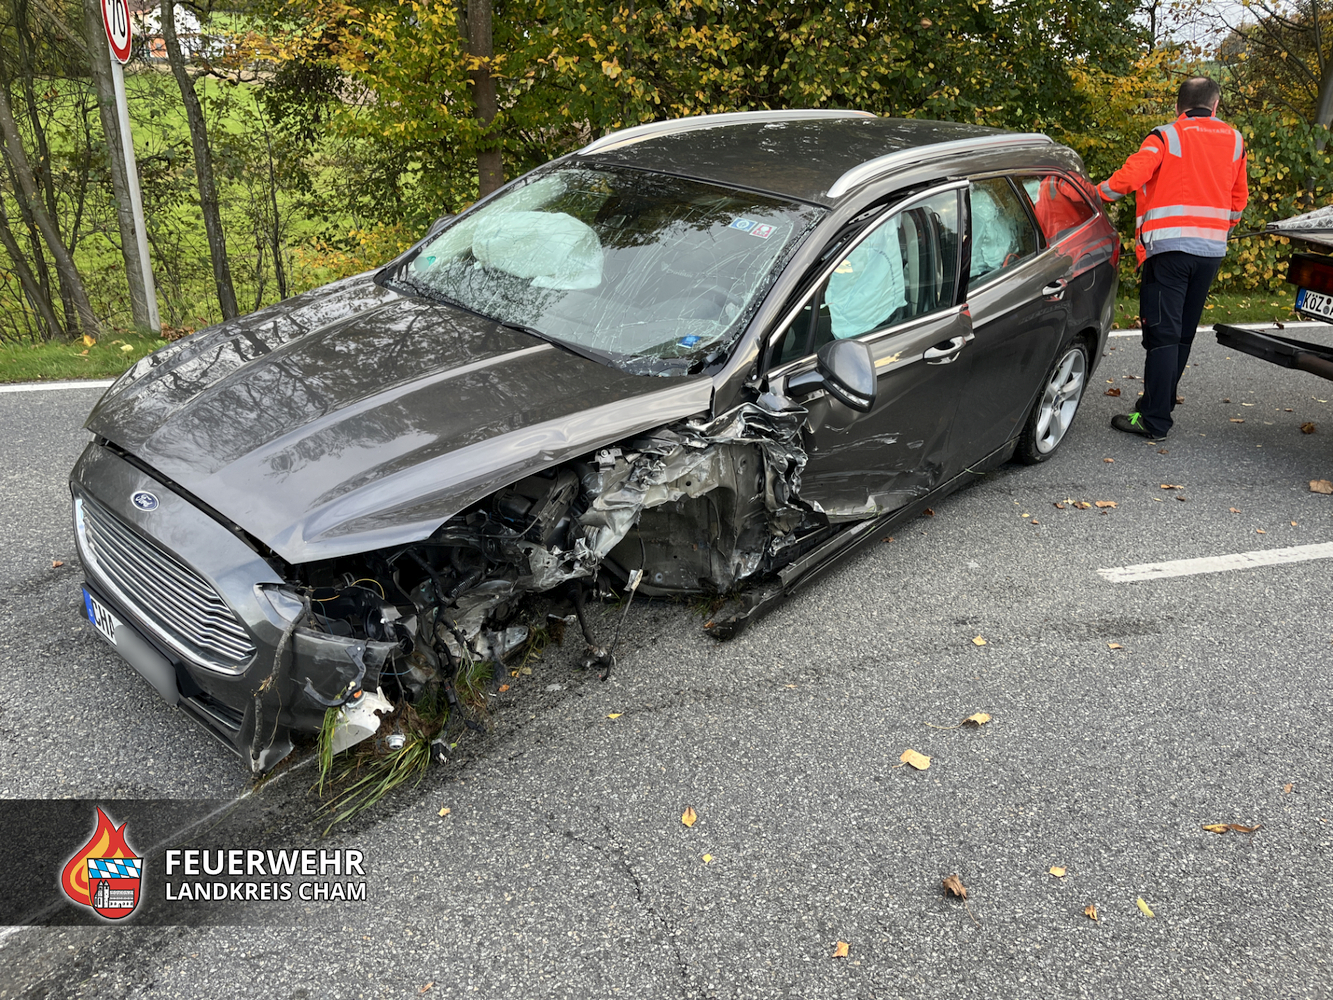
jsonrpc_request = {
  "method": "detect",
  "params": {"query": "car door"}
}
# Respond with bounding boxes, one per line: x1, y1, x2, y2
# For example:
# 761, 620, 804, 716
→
950, 176, 1073, 462
766, 184, 975, 519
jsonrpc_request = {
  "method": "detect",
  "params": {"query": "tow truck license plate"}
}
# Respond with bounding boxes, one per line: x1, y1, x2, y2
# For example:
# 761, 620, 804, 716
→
83, 588, 121, 646
1296, 287, 1333, 320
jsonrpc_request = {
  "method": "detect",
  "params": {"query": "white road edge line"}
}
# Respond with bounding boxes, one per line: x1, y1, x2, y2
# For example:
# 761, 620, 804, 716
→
0, 379, 114, 393
1099, 541, 1333, 583
1109, 320, 1330, 338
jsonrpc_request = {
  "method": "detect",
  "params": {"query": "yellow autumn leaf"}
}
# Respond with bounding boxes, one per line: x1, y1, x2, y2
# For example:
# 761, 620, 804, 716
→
681, 806, 697, 828
1085, 903, 1099, 921
702, 854, 713, 864
900, 748, 931, 770
1108, 642, 1123, 649
82, 334, 95, 346
120, 343, 135, 353
972, 636, 987, 646
437, 807, 450, 817
1049, 866, 1067, 877
831, 940, 850, 958
964, 712, 991, 726
607, 713, 622, 719
1136, 897, 1155, 918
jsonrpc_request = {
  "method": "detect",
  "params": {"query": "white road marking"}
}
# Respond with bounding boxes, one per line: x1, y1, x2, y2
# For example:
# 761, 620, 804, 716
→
0, 379, 114, 393
1099, 542, 1333, 583
1109, 321, 1331, 338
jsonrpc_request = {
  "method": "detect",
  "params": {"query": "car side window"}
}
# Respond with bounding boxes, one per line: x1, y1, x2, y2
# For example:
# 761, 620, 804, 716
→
967, 178, 1038, 291
1019, 174, 1097, 244
769, 189, 960, 366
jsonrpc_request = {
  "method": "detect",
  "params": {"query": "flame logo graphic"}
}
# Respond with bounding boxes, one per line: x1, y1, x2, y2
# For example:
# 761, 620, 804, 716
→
61, 807, 138, 907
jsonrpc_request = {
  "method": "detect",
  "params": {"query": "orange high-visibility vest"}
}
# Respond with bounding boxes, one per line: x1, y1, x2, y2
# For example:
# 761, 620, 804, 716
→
1098, 110, 1249, 266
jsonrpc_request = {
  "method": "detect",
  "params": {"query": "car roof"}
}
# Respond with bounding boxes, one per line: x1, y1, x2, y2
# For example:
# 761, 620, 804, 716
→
573, 111, 1055, 206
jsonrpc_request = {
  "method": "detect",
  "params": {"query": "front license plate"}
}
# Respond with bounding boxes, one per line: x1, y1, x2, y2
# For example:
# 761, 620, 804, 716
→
83, 588, 121, 646
1296, 287, 1333, 320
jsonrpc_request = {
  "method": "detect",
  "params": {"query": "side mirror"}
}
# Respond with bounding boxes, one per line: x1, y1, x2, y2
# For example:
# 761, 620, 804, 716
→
424, 214, 455, 240
785, 339, 876, 411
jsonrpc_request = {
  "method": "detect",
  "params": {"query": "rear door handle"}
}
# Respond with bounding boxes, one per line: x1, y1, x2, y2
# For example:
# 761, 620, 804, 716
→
1042, 278, 1069, 300
923, 336, 968, 364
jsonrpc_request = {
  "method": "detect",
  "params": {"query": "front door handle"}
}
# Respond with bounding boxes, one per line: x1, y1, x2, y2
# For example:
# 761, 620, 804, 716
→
1042, 278, 1069, 301
923, 336, 968, 364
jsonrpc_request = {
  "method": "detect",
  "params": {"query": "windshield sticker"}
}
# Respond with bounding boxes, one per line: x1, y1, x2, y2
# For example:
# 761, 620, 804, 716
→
678, 334, 702, 347
749, 224, 775, 239
729, 218, 756, 232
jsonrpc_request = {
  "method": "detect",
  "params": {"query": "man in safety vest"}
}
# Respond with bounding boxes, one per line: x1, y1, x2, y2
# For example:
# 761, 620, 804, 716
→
1098, 76, 1249, 439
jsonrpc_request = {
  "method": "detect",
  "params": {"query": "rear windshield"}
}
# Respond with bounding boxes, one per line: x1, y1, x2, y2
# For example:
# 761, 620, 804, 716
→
387, 166, 823, 375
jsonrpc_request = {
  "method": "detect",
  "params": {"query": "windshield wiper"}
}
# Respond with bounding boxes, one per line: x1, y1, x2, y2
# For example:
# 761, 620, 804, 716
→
498, 321, 619, 367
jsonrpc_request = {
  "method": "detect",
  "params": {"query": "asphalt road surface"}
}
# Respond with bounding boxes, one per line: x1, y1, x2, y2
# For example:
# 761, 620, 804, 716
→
1, 327, 1331, 999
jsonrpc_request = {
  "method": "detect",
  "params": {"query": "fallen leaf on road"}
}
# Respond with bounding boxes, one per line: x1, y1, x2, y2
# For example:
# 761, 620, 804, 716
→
419, 983, 434, 994
1311, 479, 1333, 494
437, 807, 450, 817
1158, 448, 1169, 454
943, 874, 967, 898
1302, 422, 1317, 434
972, 636, 987, 646
1108, 643, 1123, 649
1077, 501, 1093, 509
1176, 495, 1188, 502
1292, 521, 1299, 526
1284, 783, 1294, 793
702, 854, 713, 864
1105, 387, 1122, 397
1094, 501, 1117, 508
900, 748, 931, 770
1230, 508, 1242, 513
1160, 484, 1185, 489
1285, 408, 1294, 412
1030, 519, 1039, 524
832, 941, 850, 959
964, 712, 991, 726
1202, 822, 1262, 834
1049, 866, 1067, 877
1085, 904, 1099, 921
1256, 528, 1266, 534
1103, 457, 1115, 463
498, 684, 510, 692
681, 806, 698, 828
519, 666, 532, 675
1053, 502, 1066, 509
1136, 897, 1156, 918
607, 713, 622, 719
1230, 418, 1245, 423
51, 560, 63, 568
923, 508, 935, 517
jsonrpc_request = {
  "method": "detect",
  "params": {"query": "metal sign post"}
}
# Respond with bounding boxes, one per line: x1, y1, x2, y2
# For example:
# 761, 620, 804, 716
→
102, 0, 160, 333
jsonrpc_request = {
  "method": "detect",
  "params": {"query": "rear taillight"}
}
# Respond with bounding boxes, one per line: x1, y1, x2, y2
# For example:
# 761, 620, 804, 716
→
1286, 253, 1333, 294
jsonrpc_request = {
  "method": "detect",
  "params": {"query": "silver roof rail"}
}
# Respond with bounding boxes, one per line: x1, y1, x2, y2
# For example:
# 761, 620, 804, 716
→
580, 109, 877, 155
826, 132, 1055, 199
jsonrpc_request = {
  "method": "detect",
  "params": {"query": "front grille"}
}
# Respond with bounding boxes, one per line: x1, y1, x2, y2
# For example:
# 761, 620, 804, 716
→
79, 497, 256, 667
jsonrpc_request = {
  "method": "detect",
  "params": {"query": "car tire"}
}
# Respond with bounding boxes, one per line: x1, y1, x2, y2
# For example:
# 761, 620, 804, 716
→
1015, 339, 1089, 464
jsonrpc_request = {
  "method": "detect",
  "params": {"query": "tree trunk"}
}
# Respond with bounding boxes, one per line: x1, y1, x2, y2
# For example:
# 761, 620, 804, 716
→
467, 0, 504, 198
0, 196, 64, 339
81, 0, 152, 329
161, 0, 238, 319
0, 84, 100, 340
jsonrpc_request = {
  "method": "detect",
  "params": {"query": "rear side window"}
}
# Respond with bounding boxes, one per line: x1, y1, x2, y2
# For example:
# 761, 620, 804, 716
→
1019, 174, 1097, 243
967, 178, 1038, 291
769, 189, 961, 366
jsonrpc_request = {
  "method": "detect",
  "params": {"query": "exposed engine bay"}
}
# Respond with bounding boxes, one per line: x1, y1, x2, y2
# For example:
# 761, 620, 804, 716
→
250, 398, 832, 770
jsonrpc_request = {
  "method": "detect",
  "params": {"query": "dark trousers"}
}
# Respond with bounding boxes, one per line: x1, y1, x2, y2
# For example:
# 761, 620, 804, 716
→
1137, 251, 1223, 435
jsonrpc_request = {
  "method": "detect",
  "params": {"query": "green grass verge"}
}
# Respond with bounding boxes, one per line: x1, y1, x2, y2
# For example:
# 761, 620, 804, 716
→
1114, 290, 1301, 329
0, 332, 168, 383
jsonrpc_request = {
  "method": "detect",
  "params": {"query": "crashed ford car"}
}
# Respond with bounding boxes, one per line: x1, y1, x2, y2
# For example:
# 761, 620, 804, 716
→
71, 111, 1118, 771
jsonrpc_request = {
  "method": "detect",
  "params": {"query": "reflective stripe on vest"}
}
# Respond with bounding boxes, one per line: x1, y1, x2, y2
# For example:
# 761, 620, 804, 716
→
1156, 123, 1182, 156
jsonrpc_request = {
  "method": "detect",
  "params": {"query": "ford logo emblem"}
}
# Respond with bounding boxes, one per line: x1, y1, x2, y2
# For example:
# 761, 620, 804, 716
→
131, 490, 159, 512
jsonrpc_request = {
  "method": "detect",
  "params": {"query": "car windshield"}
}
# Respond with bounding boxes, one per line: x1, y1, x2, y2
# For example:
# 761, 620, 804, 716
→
389, 166, 824, 375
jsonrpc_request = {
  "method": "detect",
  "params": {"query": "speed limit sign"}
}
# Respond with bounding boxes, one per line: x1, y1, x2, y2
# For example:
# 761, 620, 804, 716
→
102, 0, 132, 64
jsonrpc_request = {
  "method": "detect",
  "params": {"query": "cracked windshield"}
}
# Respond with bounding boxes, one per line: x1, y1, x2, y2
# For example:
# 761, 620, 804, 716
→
394, 167, 823, 374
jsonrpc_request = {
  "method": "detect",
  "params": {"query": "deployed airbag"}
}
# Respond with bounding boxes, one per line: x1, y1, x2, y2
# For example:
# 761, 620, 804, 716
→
472, 211, 604, 290
826, 224, 906, 339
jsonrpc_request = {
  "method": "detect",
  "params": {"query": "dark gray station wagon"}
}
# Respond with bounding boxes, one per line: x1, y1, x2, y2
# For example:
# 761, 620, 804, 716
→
71, 111, 1119, 769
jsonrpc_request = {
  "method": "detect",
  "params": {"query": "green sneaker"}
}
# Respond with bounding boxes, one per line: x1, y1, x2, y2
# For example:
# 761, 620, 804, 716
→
1110, 411, 1165, 439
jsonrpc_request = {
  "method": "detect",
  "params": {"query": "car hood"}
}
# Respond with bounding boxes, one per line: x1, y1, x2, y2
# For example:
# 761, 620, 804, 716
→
85, 275, 713, 563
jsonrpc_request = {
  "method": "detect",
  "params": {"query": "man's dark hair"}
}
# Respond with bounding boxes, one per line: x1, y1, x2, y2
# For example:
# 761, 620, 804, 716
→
1177, 77, 1221, 112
